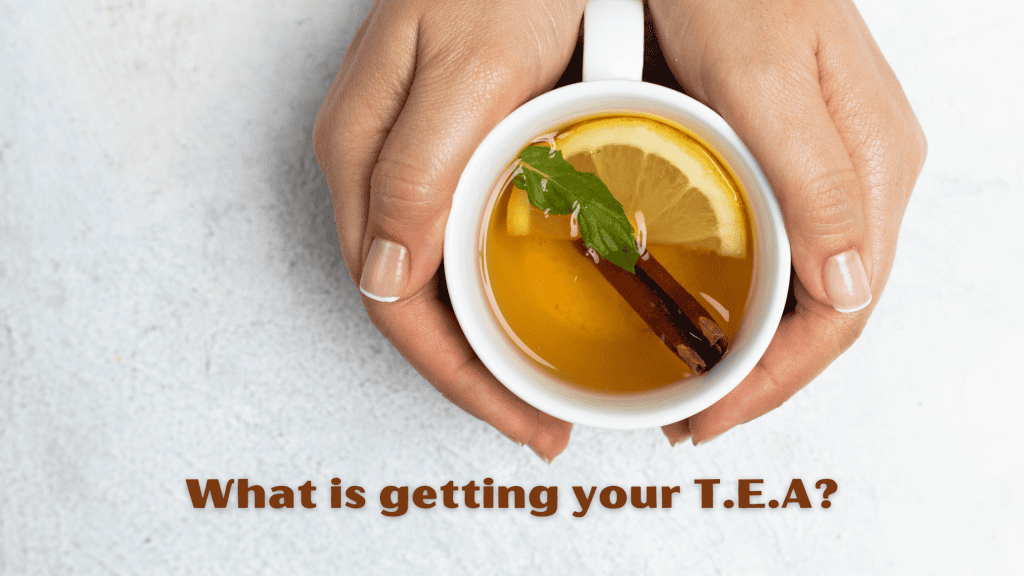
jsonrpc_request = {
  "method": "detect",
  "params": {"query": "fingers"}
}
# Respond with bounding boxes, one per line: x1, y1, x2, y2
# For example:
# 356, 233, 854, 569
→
312, 7, 418, 284
354, 0, 588, 301
648, 0, 927, 444
356, 45, 538, 301
815, 2, 928, 294
651, 6, 876, 313
686, 281, 861, 444
366, 280, 573, 462
661, 419, 691, 447
354, 34, 574, 460
316, 4, 585, 460
659, 56, 877, 441
529, 413, 575, 464
719, 61, 875, 313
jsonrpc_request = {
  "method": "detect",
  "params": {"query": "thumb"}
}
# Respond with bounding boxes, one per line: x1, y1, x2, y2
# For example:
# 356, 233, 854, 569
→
356, 56, 535, 303
716, 70, 874, 314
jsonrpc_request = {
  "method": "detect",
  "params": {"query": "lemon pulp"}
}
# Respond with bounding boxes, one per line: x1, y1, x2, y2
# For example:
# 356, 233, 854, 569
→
507, 116, 748, 259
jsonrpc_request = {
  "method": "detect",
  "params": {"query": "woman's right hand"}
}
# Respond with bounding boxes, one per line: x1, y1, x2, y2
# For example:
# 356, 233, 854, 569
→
313, 0, 588, 462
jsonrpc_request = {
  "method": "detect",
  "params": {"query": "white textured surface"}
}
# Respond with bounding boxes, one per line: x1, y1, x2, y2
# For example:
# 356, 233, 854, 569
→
1, 0, 1022, 574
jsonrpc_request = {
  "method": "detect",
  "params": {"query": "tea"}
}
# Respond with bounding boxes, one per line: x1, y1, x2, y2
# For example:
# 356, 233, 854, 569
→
482, 114, 753, 394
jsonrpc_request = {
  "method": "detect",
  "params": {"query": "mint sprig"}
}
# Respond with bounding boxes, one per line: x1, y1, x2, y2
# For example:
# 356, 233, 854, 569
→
513, 145, 639, 273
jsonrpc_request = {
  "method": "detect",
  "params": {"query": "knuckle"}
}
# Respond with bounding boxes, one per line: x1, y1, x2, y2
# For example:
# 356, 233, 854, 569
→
795, 168, 861, 239
419, 24, 529, 101
467, 54, 522, 98
911, 125, 928, 173
370, 156, 449, 226
312, 109, 335, 165
312, 114, 326, 149
888, 113, 928, 181
311, 115, 367, 198
312, 108, 357, 173
440, 51, 526, 106
726, 50, 785, 94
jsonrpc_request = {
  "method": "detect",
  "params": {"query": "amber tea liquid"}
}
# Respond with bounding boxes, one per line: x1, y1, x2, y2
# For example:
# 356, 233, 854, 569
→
483, 114, 754, 394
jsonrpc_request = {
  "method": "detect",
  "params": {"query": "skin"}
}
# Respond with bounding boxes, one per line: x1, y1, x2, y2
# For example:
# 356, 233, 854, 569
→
313, 0, 926, 460
649, 0, 926, 446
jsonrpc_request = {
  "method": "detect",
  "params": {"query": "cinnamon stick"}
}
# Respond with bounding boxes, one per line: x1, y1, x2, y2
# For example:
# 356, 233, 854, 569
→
572, 239, 728, 374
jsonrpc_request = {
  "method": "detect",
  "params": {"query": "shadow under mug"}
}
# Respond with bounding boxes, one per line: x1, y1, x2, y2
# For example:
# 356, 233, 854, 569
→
443, 0, 790, 429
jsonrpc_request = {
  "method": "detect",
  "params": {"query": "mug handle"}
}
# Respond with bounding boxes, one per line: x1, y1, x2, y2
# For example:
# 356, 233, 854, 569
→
582, 0, 645, 82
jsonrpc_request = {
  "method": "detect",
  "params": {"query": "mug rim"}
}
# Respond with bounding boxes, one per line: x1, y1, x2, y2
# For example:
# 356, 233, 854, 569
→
444, 80, 790, 429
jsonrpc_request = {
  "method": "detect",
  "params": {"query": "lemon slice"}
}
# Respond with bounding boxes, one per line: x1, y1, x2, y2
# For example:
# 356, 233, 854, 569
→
507, 117, 747, 258
506, 187, 575, 239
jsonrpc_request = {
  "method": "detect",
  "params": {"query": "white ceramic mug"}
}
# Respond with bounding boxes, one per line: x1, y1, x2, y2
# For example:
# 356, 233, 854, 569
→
443, 0, 790, 430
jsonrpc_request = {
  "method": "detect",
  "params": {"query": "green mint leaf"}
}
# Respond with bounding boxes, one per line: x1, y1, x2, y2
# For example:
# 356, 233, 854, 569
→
513, 145, 639, 273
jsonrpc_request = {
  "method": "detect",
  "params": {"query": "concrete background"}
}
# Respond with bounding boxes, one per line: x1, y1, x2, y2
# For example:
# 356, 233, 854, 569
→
1, 0, 1022, 574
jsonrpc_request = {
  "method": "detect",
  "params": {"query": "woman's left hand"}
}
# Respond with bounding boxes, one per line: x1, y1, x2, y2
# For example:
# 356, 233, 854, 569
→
647, 0, 927, 446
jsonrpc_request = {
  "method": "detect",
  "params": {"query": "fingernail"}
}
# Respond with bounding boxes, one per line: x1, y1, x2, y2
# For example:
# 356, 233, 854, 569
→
694, 433, 722, 447
824, 249, 872, 313
529, 446, 551, 464
359, 238, 408, 303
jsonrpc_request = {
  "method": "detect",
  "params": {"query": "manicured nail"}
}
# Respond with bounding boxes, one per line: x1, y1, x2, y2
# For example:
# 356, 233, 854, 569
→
359, 238, 408, 303
529, 446, 551, 464
824, 249, 872, 313
694, 433, 722, 447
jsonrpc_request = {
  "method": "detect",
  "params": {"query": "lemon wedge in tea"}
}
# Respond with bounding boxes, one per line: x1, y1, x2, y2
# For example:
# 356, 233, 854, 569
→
506, 116, 747, 258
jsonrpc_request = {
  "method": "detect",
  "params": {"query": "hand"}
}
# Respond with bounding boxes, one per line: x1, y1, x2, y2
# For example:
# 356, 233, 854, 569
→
649, 0, 927, 446
313, 0, 587, 462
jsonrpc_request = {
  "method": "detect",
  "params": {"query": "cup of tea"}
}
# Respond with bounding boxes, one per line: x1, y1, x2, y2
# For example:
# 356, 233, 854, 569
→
444, 0, 790, 429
